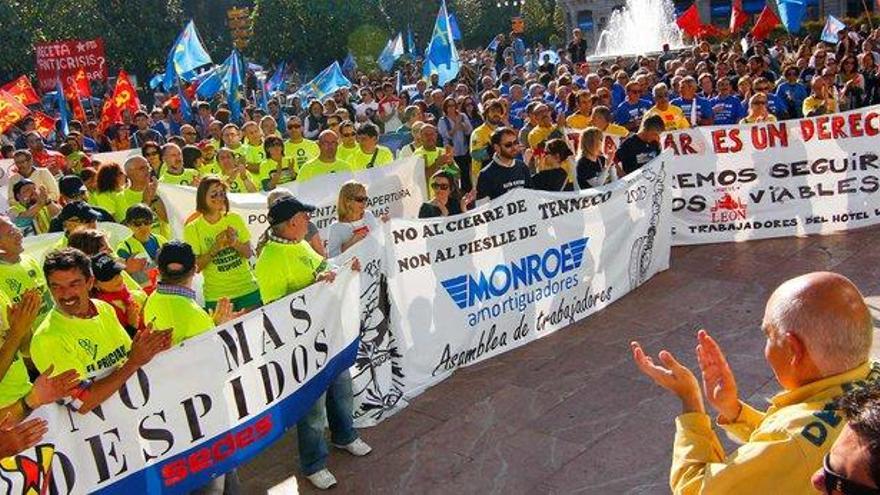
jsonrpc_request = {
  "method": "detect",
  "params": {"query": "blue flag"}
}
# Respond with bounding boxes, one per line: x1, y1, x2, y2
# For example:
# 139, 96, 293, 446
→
225, 51, 244, 122
776, 0, 806, 34
377, 33, 404, 72
54, 78, 69, 136
195, 64, 227, 99
342, 52, 358, 77
423, 0, 461, 85
448, 12, 462, 41
407, 26, 418, 58
821, 15, 847, 43
267, 62, 286, 92
487, 37, 499, 52
177, 79, 192, 122
294, 61, 351, 104
149, 74, 165, 90
163, 20, 213, 91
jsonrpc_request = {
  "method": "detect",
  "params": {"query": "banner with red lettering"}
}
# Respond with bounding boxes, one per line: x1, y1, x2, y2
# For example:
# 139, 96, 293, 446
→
1, 76, 40, 106
665, 104, 880, 244
35, 38, 107, 93
0, 266, 360, 494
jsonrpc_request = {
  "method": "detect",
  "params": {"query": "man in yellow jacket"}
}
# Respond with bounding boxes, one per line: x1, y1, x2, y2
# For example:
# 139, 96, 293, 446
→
631, 271, 877, 494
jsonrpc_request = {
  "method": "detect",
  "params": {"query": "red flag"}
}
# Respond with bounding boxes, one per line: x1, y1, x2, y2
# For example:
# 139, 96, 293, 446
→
62, 79, 87, 122
32, 111, 57, 138
676, 4, 703, 38
1, 76, 40, 106
100, 70, 141, 131
730, 0, 748, 33
0, 90, 31, 134
751, 6, 781, 40
73, 67, 91, 99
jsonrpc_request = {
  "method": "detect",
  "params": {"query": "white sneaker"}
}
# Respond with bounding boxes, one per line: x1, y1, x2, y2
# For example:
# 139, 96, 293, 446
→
306, 469, 337, 490
333, 438, 372, 456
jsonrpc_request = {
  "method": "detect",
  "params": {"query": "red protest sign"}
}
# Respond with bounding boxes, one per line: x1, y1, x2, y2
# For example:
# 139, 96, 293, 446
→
34, 38, 107, 93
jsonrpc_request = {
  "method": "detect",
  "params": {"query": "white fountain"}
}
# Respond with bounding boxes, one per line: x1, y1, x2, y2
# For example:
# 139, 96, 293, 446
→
591, 0, 688, 60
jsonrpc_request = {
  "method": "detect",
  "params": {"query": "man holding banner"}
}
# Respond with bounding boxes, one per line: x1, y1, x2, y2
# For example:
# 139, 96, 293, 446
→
254, 196, 371, 490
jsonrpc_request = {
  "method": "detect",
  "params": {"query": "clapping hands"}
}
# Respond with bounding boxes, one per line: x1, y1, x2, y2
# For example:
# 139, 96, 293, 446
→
631, 329, 740, 417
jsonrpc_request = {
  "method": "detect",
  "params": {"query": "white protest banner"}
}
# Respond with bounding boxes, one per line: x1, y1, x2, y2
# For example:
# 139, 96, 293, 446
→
329, 235, 404, 427
159, 156, 427, 240
666, 104, 880, 244
383, 156, 671, 404
0, 267, 360, 494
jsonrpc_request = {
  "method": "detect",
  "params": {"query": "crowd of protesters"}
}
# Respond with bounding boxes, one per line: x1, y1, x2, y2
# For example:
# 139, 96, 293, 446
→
0, 22, 879, 493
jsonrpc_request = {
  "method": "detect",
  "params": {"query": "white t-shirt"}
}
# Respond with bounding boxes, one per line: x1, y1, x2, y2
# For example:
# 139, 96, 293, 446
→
326, 211, 380, 258
355, 101, 379, 120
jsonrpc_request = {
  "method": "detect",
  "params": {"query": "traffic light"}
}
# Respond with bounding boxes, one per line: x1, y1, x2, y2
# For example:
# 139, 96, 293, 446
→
227, 7, 253, 50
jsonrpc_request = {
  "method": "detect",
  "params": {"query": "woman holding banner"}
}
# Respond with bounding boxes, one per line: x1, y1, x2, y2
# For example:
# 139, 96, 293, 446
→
327, 181, 387, 257
183, 177, 262, 312
418, 169, 474, 218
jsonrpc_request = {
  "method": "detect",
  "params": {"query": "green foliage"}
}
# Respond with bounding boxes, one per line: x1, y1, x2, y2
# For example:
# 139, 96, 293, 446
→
0, 0, 568, 86
347, 24, 390, 74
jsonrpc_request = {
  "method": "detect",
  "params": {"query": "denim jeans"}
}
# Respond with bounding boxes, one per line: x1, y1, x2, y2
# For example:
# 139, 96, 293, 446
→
297, 371, 359, 475
190, 470, 241, 495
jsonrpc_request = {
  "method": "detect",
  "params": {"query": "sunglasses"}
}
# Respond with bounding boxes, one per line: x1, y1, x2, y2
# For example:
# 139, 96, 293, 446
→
500, 141, 518, 148
431, 182, 450, 191
209, 191, 227, 199
753, 101, 767, 105
351, 196, 368, 203
822, 453, 879, 495
342, 133, 355, 138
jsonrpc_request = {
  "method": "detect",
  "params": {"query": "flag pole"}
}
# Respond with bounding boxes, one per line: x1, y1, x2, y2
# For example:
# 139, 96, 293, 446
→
861, 0, 874, 29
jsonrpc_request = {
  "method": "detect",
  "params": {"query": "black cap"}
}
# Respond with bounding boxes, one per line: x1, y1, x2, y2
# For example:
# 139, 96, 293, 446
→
57, 201, 101, 224
157, 241, 196, 277
58, 175, 87, 199
91, 253, 125, 282
267, 196, 315, 226
12, 179, 35, 201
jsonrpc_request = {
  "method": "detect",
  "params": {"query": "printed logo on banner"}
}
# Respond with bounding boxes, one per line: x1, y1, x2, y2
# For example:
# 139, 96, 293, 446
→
710, 192, 748, 223
440, 237, 589, 310
0, 443, 74, 495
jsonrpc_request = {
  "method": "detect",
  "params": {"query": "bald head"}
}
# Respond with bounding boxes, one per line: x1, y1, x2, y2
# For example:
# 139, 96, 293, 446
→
764, 272, 872, 377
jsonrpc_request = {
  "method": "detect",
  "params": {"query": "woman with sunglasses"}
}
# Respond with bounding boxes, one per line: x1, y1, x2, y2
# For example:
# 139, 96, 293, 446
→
140, 141, 163, 178
838, 55, 866, 110
740, 94, 777, 124
859, 52, 880, 106
326, 181, 387, 257
183, 176, 261, 312
418, 169, 474, 219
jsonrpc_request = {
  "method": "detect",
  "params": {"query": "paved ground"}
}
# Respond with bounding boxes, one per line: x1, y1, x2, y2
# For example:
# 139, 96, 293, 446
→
240, 227, 880, 494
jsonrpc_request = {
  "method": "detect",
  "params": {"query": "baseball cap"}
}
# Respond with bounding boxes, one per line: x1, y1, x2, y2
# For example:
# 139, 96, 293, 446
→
91, 253, 125, 282
58, 175, 88, 199
156, 241, 196, 277
267, 196, 316, 226
57, 201, 101, 224
12, 179, 35, 201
